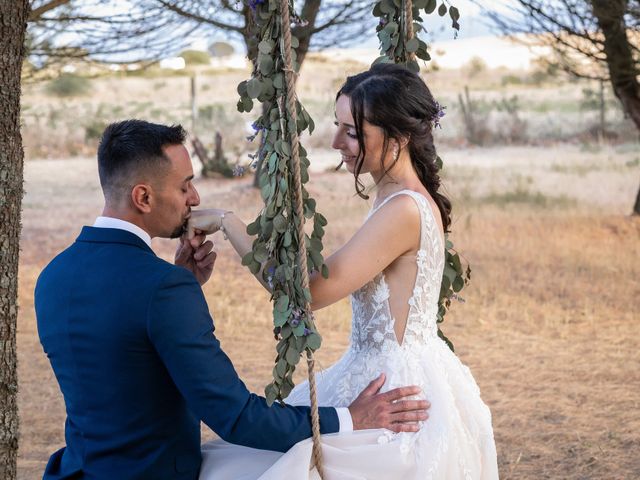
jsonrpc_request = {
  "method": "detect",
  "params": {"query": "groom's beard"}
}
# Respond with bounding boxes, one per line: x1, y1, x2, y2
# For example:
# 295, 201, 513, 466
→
170, 211, 190, 239
170, 218, 189, 239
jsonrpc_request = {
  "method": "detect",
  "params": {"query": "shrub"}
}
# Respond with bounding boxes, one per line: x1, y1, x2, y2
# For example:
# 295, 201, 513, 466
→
46, 74, 91, 97
464, 56, 487, 78
179, 50, 211, 66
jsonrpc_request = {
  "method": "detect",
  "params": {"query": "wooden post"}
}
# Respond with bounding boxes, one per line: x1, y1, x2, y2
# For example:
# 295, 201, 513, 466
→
191, 75, 197, 135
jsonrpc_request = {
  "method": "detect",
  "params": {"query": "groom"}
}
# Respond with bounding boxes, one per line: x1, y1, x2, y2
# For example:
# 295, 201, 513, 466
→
35, 120, 429, 480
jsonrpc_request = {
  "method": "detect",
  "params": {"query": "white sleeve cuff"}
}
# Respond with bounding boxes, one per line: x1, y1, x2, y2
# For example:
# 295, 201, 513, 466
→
336, 407, 353, 433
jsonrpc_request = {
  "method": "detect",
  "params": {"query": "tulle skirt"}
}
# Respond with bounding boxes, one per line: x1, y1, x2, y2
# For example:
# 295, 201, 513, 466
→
200, 339, 498, 479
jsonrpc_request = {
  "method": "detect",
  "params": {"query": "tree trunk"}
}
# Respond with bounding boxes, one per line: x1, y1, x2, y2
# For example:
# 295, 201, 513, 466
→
292, 0, 322, 67
590, 0, 640, 214
250, 0, 322, 187
590, 0, 640, 130
0, 1, 29, 478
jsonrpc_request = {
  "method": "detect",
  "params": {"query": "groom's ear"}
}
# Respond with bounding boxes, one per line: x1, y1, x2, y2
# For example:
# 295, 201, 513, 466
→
131, 183, 153, 214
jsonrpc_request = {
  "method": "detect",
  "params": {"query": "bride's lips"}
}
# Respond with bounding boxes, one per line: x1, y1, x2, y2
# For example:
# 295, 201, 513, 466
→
341, 154, 357, 164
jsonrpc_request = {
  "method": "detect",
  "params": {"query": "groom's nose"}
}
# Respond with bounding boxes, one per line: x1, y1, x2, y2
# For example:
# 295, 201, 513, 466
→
189, 185, 200, 207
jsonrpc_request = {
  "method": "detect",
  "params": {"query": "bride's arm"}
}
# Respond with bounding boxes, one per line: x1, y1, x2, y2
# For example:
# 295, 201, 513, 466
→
308, 195, 420, 310
187, 209, 271, 290
188, 195, 420, 308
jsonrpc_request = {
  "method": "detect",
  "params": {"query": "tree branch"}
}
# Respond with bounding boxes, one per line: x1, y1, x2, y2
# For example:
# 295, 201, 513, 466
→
29, 0, 71, 21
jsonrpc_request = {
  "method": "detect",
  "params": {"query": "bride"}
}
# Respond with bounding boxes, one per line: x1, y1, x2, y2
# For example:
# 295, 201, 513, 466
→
191, 63, 498, 479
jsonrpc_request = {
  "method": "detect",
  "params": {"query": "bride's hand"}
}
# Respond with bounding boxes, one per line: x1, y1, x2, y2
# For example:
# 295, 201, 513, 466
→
186, 209, 228, 239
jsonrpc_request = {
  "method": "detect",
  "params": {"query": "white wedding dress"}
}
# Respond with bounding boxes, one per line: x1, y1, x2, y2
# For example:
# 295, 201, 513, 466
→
200, 190, 498, 479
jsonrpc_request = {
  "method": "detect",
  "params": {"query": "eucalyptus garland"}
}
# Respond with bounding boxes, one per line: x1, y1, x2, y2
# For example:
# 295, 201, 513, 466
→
237, 0, 328, 405
372, 0, 468, 351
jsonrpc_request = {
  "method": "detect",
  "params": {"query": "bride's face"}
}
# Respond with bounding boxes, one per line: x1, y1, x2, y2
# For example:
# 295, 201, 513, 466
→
331, 94, 396, 177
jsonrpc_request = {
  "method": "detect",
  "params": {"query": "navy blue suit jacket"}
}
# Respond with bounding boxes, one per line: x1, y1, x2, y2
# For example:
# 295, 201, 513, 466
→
35, 227, 339, 479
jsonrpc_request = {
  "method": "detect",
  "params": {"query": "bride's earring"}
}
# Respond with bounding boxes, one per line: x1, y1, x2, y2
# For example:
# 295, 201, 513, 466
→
392, 144, 399, 161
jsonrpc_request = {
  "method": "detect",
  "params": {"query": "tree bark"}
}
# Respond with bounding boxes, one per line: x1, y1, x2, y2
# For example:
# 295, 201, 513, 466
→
590, 0, 640, 214
590, 0, 640, 130
251, 0, 322, 187
0, 1, 30, 478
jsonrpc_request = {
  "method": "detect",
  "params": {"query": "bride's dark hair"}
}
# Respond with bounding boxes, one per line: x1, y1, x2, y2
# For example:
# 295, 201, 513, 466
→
336, 63, 452, 232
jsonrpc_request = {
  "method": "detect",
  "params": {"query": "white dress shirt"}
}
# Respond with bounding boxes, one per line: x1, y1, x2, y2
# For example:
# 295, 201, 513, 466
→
93, 216, 152, 247
92, 216, 353, 433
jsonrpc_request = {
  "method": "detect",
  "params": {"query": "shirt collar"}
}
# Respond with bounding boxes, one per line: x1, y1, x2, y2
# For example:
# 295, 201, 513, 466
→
93, 216, 152, 248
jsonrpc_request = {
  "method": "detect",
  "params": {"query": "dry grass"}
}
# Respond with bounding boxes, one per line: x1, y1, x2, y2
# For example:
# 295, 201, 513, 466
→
17, 145, 640, 479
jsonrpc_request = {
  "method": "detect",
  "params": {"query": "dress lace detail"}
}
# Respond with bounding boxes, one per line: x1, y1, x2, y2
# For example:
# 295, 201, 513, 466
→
199, 190, 499, 480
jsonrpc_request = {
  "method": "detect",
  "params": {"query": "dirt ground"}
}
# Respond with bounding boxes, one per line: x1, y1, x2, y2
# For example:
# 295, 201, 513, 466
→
16, 144, 640, 479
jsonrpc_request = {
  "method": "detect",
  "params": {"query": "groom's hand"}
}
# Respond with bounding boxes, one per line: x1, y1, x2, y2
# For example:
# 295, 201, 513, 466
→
175, 232, 217, 286
348, 373, 429, 433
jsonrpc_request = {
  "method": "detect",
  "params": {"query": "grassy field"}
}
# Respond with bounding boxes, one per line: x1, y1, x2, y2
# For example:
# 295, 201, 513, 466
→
15, 44, 640, 478
17, 139, 640, 478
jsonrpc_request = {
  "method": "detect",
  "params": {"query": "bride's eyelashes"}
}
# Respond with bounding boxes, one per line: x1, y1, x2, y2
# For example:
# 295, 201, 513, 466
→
333, 121, 357, 139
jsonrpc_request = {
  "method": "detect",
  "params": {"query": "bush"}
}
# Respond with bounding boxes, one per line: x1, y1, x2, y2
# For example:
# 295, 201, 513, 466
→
46, 74, 91, 97
464, 56, 487, 78
85, 119, 108, 142
179, 50, 211, 66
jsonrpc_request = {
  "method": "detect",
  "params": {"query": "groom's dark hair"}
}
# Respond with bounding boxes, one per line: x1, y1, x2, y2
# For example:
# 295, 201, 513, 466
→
97, 119, 187, 202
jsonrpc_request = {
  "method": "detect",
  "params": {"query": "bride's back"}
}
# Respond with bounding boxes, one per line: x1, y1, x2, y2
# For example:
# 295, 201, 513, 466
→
351, 189, 445, 352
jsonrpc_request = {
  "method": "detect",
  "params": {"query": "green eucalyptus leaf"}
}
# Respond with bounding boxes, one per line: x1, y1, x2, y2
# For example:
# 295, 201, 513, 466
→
449, 6, 460, 21
249, 261, 261, 274
306, 332, 322, 350
259, 56, 274, 75
273, 214, 287, 233
310, 249, 323, 269
242, 96, 254, 112
438, 3, 447, 16
452, 275, 464, 292
237, 80, 248, 96
265, 383, 277, 406
425, 0, 437, 14
275, 358, 287, 378
246, 220, 260, 236
406, 38, 420, 53
258, 40, 274, 54
247, 78, 262, 99
321, 263, 329, 279
283, 230, 292, 247
241, 251, 254, 266
407, 59, 420, 73
275, 294, 289, 312
281, 324, 293, 339
292, 321, 305, 337
254, 243, 269, 263
285, 345, 300, 365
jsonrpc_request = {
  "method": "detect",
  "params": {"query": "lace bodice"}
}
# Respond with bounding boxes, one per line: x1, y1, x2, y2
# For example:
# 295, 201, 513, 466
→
275, 191, 497, 479
350, 190, 445, 354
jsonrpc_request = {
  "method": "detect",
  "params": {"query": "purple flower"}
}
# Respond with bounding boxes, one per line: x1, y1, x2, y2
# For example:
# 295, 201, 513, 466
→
251, 121, 264, 132
303, 328, 311, 336
248, 0, 265, 11
433, 101, 446, 129
232, 165, 245, 177
266, 266, 276, 289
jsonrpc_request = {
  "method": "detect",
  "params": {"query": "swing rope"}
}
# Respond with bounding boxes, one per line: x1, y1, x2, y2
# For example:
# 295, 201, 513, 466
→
404, 0, 416, 62
278, 0, 325, 477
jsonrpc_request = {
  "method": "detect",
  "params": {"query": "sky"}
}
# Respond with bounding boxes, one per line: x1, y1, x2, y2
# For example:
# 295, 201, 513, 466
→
44, 0, 521, 62
188, 0, 521, 55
